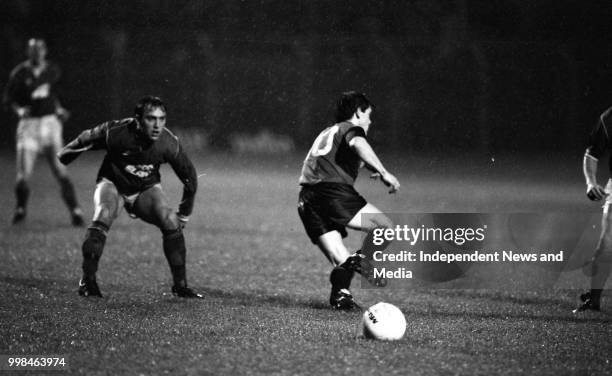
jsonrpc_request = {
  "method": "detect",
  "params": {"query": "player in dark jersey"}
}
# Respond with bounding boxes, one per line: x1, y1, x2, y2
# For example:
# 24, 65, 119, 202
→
58, 96, 203, 299
3, 38, 83, 225
574, 107, 612, 312
298, 91, 400, 310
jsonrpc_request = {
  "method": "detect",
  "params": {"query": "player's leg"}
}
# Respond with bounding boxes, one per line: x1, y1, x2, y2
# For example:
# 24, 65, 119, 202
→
79, 179, 123, 297
575, 207, 612, 312
131, 185, 203, 298
343, 203, 393, 285
315, 231, 358, 309
13, 119, 38, 224
43, 115, 84, 226
298, 187, 358, 309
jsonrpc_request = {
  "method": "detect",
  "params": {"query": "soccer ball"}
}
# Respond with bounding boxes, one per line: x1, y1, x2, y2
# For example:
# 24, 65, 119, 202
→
361, 302, 406, 341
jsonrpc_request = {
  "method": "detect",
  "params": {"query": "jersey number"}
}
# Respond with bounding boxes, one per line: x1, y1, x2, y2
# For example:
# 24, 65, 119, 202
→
309, 125, 339, 157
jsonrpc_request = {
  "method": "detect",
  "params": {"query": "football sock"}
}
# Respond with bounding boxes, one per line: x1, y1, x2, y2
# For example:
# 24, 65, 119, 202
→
82, 221, 109, 279
330, 266, 354, 291
59, 176, 79, 210
590, 251, 612, 302
162, 228, 187, 288
15, 180, 29, 209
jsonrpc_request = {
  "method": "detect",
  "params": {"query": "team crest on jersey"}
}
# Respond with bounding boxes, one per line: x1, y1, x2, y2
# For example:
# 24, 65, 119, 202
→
125, 164, 154, 178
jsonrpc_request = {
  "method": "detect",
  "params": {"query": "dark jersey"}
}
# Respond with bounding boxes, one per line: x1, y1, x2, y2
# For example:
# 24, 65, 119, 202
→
586, 107, 612, 175
74, 118, 197, 216
299, 122, 366, 186
3, 60, 61, 117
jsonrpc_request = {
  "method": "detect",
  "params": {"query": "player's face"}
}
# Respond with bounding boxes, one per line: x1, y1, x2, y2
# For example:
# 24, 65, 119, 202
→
27, 40, 47, 63
140, 106, 167, 141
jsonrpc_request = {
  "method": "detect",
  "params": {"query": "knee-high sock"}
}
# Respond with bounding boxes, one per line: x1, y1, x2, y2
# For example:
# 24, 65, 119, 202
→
162, 228, 187, 288
15, 180, 29, 209
82, 221, 109, 279
330, 266, 354, 290
591, 251, 612, 301
59, 176, 79, 210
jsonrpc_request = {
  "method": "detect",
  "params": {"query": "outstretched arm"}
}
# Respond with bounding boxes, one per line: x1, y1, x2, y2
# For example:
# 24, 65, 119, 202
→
58, 122, 108, 165
168, 144, 198, 224
349, 136, 400, 193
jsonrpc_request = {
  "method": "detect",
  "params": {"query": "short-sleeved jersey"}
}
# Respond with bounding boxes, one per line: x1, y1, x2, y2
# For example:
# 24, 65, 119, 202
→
299, 122, 366, 186
75, 118, 197, 216
3, 61, 61, 117
586, 107, 612, 175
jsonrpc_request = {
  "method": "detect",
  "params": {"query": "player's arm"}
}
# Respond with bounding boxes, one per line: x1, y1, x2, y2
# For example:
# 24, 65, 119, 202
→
2, 69, 30, 118
584, 154, 607, 201
584, 116, 610, 201
349, 136, 400, 193
168, 143, 198, 226
58, 122, 109, 165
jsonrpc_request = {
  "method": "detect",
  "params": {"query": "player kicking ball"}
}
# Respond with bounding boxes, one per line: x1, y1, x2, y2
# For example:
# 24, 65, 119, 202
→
58, 96, 203, 299
575, 107, 612, 313
298, 91, 400, 310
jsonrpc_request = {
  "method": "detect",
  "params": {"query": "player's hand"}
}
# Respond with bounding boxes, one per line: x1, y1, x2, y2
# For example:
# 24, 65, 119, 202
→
379, 171, 400, 194
586, 183, 607, 201
177, 213, 189, 229
56, 107, 71, 122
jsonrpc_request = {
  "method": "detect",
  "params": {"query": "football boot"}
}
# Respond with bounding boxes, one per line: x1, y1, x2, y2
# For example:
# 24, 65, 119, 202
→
342, 250, 387, 287
78, 278, 103, 298
172, 285, 204, 299
330, 288, 358, 310
572, 291, 601, 313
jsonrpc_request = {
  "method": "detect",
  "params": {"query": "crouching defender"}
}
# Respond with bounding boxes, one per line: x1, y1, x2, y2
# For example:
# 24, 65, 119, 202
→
58, 95, 203, 299
575, 106, 612, 312
298, 91, 400, 310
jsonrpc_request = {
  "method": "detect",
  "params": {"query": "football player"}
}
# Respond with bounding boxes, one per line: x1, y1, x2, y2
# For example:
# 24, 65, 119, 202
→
58, 95, 203, 299
298, 91, 400, 310
575, 107, 612, 312
3, 38, 83, 225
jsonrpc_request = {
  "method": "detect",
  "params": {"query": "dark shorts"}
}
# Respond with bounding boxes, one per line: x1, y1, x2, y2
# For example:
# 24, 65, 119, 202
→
298, 183, 367, 244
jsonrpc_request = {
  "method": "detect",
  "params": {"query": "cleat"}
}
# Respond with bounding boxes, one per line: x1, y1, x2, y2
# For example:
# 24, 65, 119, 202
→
78, 278, 102, 297
12, 207, 26, 224
330, 288, 357, 310
171, 285, 204, 299
573, 291, 600, 313
343, 250, 387, 287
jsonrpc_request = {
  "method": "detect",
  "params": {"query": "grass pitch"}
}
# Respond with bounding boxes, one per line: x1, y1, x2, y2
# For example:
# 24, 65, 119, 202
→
0, 151, 610, 375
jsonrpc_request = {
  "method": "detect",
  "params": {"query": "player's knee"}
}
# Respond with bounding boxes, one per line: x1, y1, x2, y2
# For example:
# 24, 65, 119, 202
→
158, 208, 179, 231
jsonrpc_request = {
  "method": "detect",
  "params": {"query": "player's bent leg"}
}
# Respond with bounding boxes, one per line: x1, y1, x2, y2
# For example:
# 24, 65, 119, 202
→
132, 186, 203, 299
346, 203, 393, 232
13, 145, 37, 224
344, 203, 392, 287
44, 146, 84, 226
79, 181, 122, 298
317, 231, 357, 310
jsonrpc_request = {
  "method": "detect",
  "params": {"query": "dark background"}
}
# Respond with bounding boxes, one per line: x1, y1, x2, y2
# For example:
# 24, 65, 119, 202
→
2, 0, 612, 154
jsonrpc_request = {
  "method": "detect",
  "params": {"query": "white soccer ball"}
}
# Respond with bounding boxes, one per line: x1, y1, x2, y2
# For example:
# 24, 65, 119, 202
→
361, 302, 406, 341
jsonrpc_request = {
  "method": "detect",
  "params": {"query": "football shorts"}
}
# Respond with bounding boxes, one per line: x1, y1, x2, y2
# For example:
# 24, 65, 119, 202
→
98, 178, 162, 219
16, 114, 63, 153
298, 182, 367, 244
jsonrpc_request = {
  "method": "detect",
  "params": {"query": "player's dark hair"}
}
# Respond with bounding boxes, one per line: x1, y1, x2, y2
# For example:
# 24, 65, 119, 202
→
134, 95, 166, 119
335, 91, 373, 123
